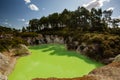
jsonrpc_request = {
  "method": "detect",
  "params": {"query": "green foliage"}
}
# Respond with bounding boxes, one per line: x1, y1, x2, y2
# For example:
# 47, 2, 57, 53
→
74, 33, 120, 61
20, 32, 38, 37
29, 19, 39, 32
91, 37, 103, 44
0, 26, 26, 52
12, 37, 28, 47
22, 27, 26, 32
24, 6, 120, 36
0, 38, 28, 52
0, 39, 13, 51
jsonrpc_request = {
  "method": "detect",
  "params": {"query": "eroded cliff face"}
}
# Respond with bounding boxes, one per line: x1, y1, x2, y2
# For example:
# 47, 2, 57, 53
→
0, 44, 30, 80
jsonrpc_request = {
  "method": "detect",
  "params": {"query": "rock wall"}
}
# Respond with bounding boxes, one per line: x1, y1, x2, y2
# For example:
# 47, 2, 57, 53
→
25, 34, 115, 64
113, 54, 120, 62
26, 35, 65, 45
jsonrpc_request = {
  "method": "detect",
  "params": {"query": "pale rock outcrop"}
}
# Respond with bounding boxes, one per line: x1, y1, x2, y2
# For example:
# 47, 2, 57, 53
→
0, 53, 9, 74
113, 54, 120, 62
12, 44, 30, 56
0, 53, 9, 80
45, 35, 52, 43
0, 74, 7, 80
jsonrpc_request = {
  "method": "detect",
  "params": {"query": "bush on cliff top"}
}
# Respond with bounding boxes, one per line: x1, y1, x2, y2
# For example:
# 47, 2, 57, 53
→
0, 38, 28, 52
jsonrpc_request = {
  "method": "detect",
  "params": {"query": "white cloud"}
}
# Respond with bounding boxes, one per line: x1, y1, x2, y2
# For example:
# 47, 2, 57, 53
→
24, 0, 39, 11
18, 19, 26, 22
83, 0, 110, 10
24, 0, 31, 4
106, 7, 114, 11
28, 4, 39, 11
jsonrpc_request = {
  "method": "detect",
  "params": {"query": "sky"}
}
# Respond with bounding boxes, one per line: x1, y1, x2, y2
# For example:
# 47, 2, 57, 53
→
0, 0, 120, 29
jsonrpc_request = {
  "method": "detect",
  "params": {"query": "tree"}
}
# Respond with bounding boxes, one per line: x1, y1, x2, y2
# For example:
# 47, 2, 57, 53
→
29, 19, 39, 32
22, 27, 26, 32
111, 18, 120, 28
110, 18, 120, 35
48, 13, 59, 28
59, 9, 72, 27
39, 16, 49, 30
78, 7, 90, 29
26, 26, 30, 32
103, 9, 113, 27
90, 8, 106, 32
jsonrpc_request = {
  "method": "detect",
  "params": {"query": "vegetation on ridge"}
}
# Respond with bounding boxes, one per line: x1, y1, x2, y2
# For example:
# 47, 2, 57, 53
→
23, 7, 120, 35
22, 7, 120, 63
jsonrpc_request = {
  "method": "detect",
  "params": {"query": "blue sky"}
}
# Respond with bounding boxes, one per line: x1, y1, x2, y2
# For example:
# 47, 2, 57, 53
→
0, 0, 120, 29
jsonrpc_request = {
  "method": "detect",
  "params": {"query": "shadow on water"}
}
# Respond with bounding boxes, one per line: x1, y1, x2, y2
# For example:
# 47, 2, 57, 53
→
29, 44, 50, 50
29, 44, 103, 67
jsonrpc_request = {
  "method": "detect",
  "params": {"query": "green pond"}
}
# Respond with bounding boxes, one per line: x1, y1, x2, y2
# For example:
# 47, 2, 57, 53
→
8, 44, 103, 80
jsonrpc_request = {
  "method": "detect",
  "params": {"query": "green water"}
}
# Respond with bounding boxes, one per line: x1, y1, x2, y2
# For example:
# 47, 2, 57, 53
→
8, 44, 103, 80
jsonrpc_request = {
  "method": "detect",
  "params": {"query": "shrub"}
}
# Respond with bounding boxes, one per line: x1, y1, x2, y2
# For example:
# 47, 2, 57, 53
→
20, 32, 38, 37
91, 37, 103, 44
11, 37, 28, 47
0, 37, 28, 52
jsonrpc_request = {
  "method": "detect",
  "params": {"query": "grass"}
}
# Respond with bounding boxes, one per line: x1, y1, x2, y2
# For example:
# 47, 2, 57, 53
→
8, 44, 103, 80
